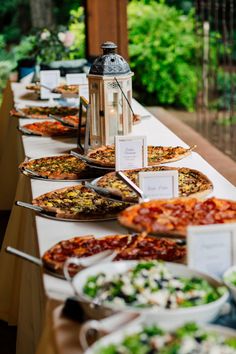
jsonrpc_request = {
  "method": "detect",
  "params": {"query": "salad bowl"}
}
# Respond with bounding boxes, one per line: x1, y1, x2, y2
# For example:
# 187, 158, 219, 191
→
223, 265, 236, 302
81, 316, 236, 354
68, 260, 229, 325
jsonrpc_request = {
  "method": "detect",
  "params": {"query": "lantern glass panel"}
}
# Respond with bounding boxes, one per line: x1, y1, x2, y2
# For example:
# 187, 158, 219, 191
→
91, 92, 100, 137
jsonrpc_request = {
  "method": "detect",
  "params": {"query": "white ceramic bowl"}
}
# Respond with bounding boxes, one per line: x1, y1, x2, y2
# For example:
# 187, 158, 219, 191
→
83, 317, 236, 354
223, 265, 236, 302
72, 261, 228, 325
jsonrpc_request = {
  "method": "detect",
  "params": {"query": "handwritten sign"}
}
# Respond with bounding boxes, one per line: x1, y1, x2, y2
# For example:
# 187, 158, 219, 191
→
40, 70, 60, 99
115, 135, 147, 171
139, 170, 178, 200
66, 73, 87, 85
187, 223, 236, 278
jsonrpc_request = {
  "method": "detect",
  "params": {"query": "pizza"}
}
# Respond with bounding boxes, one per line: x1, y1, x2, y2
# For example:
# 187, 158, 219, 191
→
52, 84, 79, 95
26, 83, 40, 92
96, 166, 213, 202
21, 121, 79, 137
118, 197, 236, 237
32, 185, 126, 220
42, 234, 186, 276
10, 106, 79, 119
86, 145, 196, 167
19, 155, 90, 180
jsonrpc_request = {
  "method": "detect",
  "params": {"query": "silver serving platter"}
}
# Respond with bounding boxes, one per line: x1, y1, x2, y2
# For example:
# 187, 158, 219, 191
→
20, 167, 94, 182
19, 154, 110, 182
16, 201, 118, 222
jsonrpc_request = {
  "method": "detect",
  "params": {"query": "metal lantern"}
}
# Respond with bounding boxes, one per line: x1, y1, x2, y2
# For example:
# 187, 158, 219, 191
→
88, 42, 134, 147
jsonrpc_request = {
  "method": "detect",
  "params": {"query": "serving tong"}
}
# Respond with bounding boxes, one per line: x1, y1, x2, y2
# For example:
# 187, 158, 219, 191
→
70, 150, 114, 171
49, 114, 78, 129
5, 246, 116, 279
86, 171, 149, 204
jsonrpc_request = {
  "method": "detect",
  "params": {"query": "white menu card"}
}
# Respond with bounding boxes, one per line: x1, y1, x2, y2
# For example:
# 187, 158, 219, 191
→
115, 135, 147, 171
187, 223, 236, 278
139, 170, 178, 200
66, 73, 87, 85
40, 70, 60, 99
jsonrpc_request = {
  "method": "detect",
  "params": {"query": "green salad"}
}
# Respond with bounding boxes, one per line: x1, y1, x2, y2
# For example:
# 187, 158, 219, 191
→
96, 323, 236, 354
224, 270, 236, 287
83, 261, 225, 309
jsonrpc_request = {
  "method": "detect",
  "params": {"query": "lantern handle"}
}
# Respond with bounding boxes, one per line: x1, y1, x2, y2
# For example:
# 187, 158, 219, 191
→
114, 77, 135, 116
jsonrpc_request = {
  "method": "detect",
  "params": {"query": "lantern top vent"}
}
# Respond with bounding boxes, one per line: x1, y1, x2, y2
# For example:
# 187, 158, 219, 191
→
89, 41, 131, 76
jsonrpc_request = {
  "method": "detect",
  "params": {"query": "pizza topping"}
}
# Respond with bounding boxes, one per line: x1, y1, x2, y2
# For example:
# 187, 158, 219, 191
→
42, 234, 186, 275
118, 197, 236, 236
97, 166, 213, 201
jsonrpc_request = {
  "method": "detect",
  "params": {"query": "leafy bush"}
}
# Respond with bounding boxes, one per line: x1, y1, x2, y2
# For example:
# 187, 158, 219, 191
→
69, 6, 86, 59
128, 0, 199, 110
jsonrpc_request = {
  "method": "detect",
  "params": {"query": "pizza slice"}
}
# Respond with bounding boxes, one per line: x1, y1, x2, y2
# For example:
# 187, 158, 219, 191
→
118, 197, 236, 237
52, 85, 79, 95
32, 184, 126, 220
96, 166, 213, 202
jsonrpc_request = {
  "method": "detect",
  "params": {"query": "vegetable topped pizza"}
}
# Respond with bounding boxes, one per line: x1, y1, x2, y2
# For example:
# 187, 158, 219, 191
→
20, 121, 78, 137
10, 106, 79, 119
32, 184, 127, 220
42, 234, 186, 276
118, 197, 236, 237
19, 155, 90, 180
96, 166, 213, 201
86, 144, 196, 167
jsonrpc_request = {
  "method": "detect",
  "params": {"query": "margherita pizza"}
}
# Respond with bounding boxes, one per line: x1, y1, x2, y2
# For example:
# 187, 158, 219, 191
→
42, 234, 186, 276
86, 145, 196, 167
32, 185, 126, 220
19, 155, 89, 180
20, 121, 78, 137
10, 106, 79, 119
96, 166, 213, 202
118, 197, 236, 237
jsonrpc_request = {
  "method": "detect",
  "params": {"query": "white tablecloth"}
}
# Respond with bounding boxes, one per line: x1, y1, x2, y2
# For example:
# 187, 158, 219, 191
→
0, 83, 235, 354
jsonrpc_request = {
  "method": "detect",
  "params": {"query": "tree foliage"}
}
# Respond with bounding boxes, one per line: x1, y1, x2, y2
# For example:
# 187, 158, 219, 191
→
128, 0, 199, 110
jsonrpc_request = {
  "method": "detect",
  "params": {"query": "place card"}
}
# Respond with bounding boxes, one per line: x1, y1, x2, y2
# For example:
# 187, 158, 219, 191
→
187, 223, 236, 278
40, 70, 60, 99
139, 170, 178, 200
66, 73, 87, 85
115, 135, 147, 171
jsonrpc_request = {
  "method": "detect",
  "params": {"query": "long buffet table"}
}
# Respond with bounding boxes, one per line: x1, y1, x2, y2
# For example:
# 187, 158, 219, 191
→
0, 82, 236, 354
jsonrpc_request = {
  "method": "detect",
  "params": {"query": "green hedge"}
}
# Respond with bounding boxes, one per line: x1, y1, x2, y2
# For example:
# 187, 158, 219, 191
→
128, 0, 199, 111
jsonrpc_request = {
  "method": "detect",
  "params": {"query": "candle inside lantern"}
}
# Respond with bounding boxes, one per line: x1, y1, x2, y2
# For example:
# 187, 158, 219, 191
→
108, 102, 118, 144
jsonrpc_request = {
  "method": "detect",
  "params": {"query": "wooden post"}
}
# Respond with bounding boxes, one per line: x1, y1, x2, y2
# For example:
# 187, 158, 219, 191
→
85, 0, 129, 61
